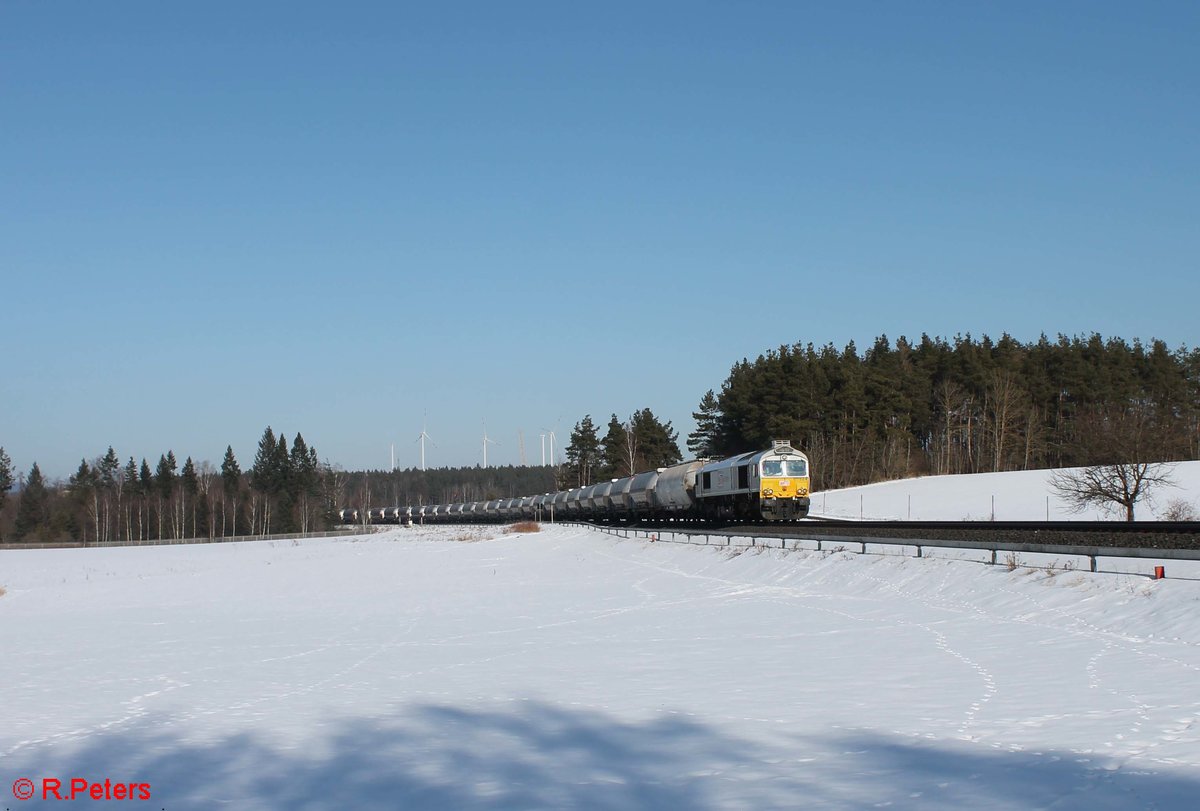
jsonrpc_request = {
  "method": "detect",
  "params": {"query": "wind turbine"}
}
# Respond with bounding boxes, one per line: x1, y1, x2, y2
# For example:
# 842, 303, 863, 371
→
482, 420, 500, 468
414, 414, 436, 471
542, 427, 557, 466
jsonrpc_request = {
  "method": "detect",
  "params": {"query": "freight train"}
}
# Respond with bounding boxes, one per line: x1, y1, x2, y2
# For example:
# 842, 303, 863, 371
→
340, 440, 811, 525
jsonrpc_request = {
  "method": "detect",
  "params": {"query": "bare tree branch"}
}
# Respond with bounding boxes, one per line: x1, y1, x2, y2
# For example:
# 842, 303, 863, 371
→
1050, 462, 1176, 521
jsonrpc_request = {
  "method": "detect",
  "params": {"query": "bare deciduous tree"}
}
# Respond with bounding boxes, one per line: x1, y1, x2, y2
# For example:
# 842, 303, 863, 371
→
1049, 403, 1180, 521
1161, 498, 1198, 521
1050, 463, 1175, 521
197, 461, 216, 540
986, 370, 1026, 472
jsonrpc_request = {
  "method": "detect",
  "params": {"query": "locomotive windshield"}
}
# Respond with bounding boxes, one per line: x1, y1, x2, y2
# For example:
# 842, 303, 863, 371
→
761, 459, 807, 477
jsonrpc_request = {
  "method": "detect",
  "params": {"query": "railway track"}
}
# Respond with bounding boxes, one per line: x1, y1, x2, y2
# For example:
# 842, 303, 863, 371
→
596, 519, 1200, 550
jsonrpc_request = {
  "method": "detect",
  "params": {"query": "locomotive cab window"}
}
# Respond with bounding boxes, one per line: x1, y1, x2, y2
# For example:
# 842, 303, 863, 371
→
762, 459, 807, 477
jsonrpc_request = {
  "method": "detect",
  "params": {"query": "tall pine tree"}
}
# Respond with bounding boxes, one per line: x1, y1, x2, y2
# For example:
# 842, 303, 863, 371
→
250, 426, 278, 534
599, 415, 631, 478
687, 390, 721, 459
564, 415, 601, 487
98, 446, 120, 543
13, 462, 49, 541
290, 434, 319, 533
155, 452, 178, 538
0, 447, 13, 534
221, 445, 241, 536
629, 408, 682, 470
123, 457, 139, 542
181, 457, 198, 538
139, 459, 154, 540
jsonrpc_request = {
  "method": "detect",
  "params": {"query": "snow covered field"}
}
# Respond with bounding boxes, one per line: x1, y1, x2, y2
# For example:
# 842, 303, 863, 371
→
812, 460, 1200, 522
3, 520, 1200, 809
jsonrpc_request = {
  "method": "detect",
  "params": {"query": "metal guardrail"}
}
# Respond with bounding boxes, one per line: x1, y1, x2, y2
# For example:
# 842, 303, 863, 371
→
0, 527, 380, 551
579, 523, 1200, 581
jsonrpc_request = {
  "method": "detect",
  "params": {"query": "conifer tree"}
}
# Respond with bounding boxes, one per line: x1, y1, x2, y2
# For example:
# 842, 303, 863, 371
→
221, 446, 241, 537
13, 462, 49, 541
123, 457, 139, 541
687, 391, 721, 459
0, 447, 13, 531
271, 434, 293, 533
629, 408, 682, 470
290, 434, 319, 532
250, 427, 277, 534
0, 448, 11, 492
138, 459, 153, 540
564, 415, 601, 487
181, 457, 198, 538
599, 415, 631, 478
97, 446, 120, 543
156, 453, 177, 538
274, 434, 291, 495
69, 458, 99, 543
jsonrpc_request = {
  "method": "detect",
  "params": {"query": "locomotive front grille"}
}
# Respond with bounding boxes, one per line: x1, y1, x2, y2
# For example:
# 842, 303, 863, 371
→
760, 477, 810, 499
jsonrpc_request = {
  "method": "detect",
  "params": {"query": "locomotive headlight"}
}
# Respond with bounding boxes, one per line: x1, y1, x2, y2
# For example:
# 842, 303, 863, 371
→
764, 488, 774, 496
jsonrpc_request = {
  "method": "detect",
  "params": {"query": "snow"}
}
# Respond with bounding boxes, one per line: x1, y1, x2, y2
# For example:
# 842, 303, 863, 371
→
3, 481, 1200, 809
810, 460, 1200, 522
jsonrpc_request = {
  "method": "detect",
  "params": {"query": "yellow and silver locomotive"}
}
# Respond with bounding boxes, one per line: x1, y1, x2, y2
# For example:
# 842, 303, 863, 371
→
694, 439, 811, 521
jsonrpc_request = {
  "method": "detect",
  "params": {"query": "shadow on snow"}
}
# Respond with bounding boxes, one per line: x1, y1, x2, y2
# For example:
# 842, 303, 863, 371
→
11, 701, 1199, 810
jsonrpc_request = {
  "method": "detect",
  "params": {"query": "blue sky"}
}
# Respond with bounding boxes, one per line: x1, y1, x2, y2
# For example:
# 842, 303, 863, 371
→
3, 1, 1197, 480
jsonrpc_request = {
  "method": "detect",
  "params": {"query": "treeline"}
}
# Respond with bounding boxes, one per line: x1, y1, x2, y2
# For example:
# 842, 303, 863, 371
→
5, 333, 1196, 540
686, 333, 1200, 491
0, 434, 562, 542
0, 427, 332, 543
560, 409, 683, 487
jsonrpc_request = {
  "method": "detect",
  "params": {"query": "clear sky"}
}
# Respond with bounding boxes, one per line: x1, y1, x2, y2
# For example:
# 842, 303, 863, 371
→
3, 1, 1197, 480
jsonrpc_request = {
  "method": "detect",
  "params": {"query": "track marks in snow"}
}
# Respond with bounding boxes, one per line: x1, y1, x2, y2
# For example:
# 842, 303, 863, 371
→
590, 538, 1007, 741
1, 675, 190, 758
834, 549, 1200, 761
586, 533, 1200, 772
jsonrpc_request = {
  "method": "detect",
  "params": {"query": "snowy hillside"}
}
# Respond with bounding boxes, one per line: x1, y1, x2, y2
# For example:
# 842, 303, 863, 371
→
812, 460, 1200, 521
2, 488, 1199, 809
